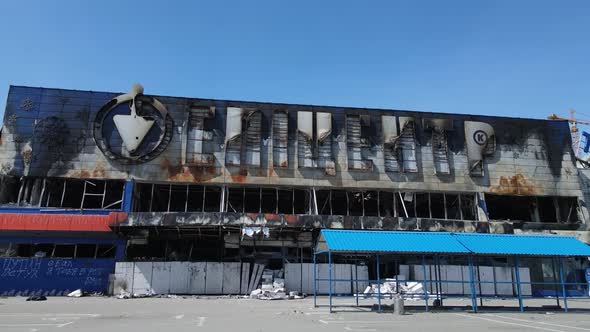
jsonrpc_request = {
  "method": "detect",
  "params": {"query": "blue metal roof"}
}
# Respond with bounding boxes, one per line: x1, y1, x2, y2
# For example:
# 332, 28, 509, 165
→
318, 230, 471, 254
319, 230, 590, 257
453, 233, 590, 257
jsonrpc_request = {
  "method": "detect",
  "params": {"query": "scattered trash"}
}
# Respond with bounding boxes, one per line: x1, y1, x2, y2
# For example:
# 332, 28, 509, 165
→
26, 295, 47, 301
67, 289, 83, 297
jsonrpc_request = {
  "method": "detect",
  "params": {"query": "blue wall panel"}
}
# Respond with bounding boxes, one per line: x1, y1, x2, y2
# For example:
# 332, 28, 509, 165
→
0, 257, 116, 296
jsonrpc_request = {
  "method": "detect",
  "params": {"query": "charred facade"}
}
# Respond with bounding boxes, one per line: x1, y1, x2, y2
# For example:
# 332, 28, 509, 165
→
0, 84, 588, 295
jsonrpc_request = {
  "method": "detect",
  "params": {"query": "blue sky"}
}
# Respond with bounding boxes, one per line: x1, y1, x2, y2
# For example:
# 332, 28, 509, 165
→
0, 1, 589, 122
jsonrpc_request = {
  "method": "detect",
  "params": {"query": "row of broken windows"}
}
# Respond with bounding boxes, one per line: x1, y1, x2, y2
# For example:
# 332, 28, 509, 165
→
132, 183, 580, 223
0, 176, 124, 210
0, 242, 117, 259
0, 176, 579, 223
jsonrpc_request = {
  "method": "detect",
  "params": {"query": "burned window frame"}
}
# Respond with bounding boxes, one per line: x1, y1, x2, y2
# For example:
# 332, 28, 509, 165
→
0, 176, 125, 210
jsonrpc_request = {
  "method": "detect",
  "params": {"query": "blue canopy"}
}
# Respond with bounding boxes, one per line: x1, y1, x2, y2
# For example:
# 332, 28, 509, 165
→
318, 229, 590, 257
317, 230, 470, 254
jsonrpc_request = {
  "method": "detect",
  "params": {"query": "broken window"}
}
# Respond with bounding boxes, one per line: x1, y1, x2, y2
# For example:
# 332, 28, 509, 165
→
397, 192, 415, 217
151, 184, 171, 212
348, 191, 364, 216
60, 180, 85, 209
364, 191, 379, 216
0, 243, 16, 257
0, 176, 21, 205
331, 190, 348, 216
430, 193, 445, 219
460, 194, 476, 220
244, 187, 261, 213
0, 177, 126, 210
297, 111, 335, 175
277, 189, 294, 214
446, 194, 461, 220
185, 106, 216, 166
415, 193, 430, 218
293, 188, 309, 214
557, 197, 579, 223
261, 188, 277, 214
537, 197, 557, 223
227, 187, 244, 213
169, 185, 188, 212
53, 244, 75, 258
76, 244, 97, 258
485, 194, 534, 221
346, 114, 373, 171
97, 245, 117, 258
273, 111, 289, 168
379, 191, 395, 217
316, 190, 331, 215
203, 186, 221, 212
187, 185, 205, 212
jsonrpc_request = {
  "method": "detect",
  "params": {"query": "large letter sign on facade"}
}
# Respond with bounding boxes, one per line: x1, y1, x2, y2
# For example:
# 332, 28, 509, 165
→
464, 121, 495, 176
93, 84, 173, 164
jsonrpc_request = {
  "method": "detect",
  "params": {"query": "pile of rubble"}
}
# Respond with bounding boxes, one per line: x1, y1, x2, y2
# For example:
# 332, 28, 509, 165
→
358, 278, 427, 299
249, 268, 287, 300
249, 268, 305, 300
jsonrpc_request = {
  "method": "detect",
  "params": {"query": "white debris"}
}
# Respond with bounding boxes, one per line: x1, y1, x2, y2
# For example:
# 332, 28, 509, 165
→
358, 278, 427, 299
67, 289, 83, 297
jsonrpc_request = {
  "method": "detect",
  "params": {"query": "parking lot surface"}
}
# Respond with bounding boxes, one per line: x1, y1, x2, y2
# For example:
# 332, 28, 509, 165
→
1, 297, 590, 331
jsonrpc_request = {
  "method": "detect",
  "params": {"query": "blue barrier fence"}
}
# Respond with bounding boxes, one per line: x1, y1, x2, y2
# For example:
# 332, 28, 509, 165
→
0, 257, 116, 296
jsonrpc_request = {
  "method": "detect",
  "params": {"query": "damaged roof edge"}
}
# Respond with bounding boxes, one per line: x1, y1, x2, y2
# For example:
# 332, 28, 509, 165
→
5, 85, 562, 123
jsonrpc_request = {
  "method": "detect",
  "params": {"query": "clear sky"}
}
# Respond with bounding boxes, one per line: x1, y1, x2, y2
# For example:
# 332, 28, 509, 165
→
0, 0, 589, 122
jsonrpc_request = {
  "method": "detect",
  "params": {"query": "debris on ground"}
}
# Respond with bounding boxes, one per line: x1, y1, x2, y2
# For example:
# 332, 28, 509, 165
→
249, 268, 292, 300
67, 289, 83, 297
26, 295, 47, 301
357, 278, 427, 300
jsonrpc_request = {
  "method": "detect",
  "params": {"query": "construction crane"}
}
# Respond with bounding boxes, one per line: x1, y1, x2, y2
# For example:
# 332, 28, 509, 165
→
548, 109, 590, 166
548, 109, 590, 154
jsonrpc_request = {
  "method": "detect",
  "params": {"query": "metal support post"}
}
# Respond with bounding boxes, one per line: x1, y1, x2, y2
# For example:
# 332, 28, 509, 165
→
467, 255, 478, 313
377, 254, 382, 312
355, 264, 359, 307
514, 256, 524, 312
328, 251, 333, 313
422, 255, 429, 312
313, 251, 317, 308
558, 257, 568, 312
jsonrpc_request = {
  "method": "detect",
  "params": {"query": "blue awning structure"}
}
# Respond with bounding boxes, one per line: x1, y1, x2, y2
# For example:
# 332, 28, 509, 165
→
318, 229, 590, 257
453, 233, 590, 257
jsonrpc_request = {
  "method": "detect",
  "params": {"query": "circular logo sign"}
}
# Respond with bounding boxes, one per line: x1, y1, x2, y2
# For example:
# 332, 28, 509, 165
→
473, 130, 488, 146
93, 84, 173, 164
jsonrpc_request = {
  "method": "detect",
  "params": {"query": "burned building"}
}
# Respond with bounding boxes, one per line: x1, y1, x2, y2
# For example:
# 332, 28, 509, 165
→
0, 84, 588, 295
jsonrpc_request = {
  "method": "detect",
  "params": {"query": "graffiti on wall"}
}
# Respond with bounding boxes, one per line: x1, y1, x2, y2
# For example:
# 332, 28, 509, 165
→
0, 257, 116, 296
